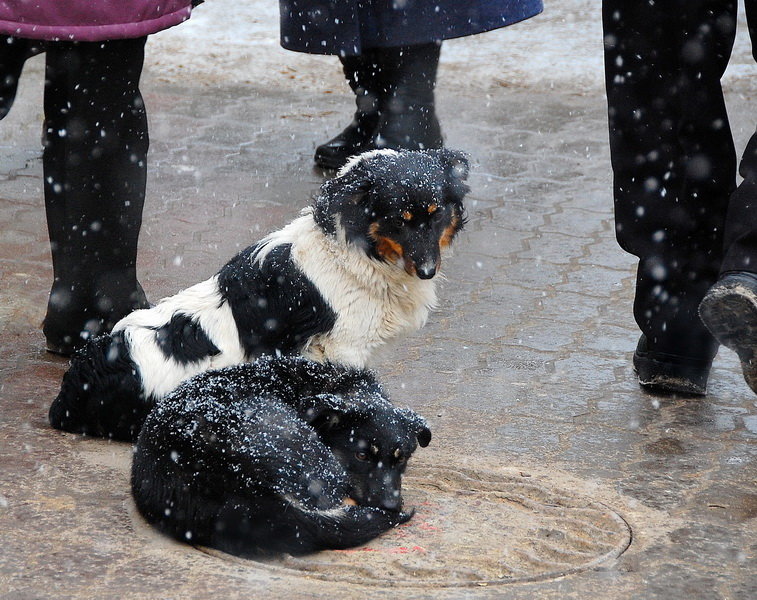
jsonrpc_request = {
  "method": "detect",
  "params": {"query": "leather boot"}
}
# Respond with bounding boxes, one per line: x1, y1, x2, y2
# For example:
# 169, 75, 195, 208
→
42, 39, 150, 355
371, 43, 443, 151
700, 272, 757, 394
630, 263, 720, 396
633, 334, 717, 396
314, 53, 382, 170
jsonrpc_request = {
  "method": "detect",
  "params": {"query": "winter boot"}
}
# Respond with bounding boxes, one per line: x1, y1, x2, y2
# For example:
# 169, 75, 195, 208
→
371, 43, 443, 151
699, 272, 757, 394
41, 39, 150, 355
632, 334, 717, 396
314, 53, 382, 170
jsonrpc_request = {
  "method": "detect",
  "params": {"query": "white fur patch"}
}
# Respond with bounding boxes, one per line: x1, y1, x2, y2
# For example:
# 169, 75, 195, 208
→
110, 200, 437, 398
112, 276, 246, 399
337, 148, 400, 178
259, 209, 437, 367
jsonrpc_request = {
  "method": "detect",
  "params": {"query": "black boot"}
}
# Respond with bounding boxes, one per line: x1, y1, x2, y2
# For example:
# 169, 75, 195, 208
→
0, 36, 45, 120
633, 334, 716, 396
314, 53, 382, 170
42, 39, 150, 355
371, 43, 443, 151
630, 264, 720, 396
700, 272, 757, 394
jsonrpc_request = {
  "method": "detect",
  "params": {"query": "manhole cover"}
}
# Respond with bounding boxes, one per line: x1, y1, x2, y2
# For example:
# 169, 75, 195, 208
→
198, 465, 632, 587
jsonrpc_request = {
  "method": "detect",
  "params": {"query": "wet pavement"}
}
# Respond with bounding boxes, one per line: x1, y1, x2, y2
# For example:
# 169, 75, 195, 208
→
1, 4, 756, 599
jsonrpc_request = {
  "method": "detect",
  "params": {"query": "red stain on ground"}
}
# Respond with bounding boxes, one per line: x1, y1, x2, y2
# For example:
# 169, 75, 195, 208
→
335, 545, 428, 555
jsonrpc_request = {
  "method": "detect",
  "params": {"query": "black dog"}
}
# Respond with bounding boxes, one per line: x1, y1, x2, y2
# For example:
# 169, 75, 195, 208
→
131, 355, 431, 555
50, 148, 469, 441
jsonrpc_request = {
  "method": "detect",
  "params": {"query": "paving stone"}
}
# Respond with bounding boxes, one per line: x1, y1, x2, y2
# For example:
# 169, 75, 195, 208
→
0, 5, 754, 599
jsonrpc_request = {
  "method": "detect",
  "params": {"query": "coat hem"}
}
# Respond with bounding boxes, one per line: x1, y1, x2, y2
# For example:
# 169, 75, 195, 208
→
0, 9, 191, 42
280, 6, 543, 56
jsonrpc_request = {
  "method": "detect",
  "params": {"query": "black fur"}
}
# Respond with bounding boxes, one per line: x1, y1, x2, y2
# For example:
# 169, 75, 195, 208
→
217, 243, 337, 357
314, 148, 470, 279
49, 332, 149, 441
131, 356, 431, 556
153, 313, 221, 364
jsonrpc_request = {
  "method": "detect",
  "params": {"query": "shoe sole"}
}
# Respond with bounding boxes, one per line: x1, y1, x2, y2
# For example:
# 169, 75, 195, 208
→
699, 281, 757, 394
633, 352, 709, 396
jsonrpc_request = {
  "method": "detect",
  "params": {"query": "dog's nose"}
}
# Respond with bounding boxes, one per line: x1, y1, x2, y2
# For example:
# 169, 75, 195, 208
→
380, 496, 402, 511
416, 264, 437, 279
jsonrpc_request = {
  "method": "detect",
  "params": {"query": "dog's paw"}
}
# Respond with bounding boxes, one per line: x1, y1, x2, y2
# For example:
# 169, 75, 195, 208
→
398, 507, 415, 524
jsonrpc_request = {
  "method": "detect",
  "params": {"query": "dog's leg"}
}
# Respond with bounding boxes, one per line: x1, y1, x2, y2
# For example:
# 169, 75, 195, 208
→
49, 333, 150, 441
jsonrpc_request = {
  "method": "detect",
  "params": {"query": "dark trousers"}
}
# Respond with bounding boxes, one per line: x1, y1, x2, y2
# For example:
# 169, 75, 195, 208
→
603, 0, 757, 358
1, 37, 150, 348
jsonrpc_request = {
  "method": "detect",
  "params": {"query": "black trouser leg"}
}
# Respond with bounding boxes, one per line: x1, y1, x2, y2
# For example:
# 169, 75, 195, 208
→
372, 42, 443, 150
42, 37, 150, 352
722, 131, 757, 273
603, 0, 737, 360
0, 36, 45, 119
720, 0, 757, 274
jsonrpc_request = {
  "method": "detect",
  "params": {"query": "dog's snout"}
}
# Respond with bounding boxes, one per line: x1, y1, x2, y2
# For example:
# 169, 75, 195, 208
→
416, 263, 437, 279
363, 472, 404, 511
373, 486, 402, 511
379, 496, 402, 511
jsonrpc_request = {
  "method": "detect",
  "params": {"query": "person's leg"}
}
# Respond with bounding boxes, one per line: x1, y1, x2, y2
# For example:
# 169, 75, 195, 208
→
718, 0, 757, 279
603, 0, 737, 394
0, 36, 45, 119
42, 37, 150, 354
314, 52, 382, 169
698, 0, 757, 394
371, 42, 443, 151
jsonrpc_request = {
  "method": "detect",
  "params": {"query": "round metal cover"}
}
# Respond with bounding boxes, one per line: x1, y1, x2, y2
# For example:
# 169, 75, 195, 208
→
201, 465, 632, 587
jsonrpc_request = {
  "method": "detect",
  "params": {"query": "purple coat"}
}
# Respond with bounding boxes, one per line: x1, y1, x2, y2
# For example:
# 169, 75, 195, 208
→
0, 0, 194, 41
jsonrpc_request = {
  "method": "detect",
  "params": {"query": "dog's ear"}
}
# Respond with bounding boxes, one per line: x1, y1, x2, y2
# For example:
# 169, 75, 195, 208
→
429, 148, 470, 184
399, 408, 432, 448
302, 393, 356, 432
330, 164, 374, 205
313, 162, 374, 235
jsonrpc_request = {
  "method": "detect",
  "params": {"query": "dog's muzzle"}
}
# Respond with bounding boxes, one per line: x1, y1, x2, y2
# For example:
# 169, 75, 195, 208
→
415, 262, 437, 280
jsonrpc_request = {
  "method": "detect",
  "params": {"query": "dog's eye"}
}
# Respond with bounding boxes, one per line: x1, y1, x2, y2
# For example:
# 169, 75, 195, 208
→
355, 451, 370, 461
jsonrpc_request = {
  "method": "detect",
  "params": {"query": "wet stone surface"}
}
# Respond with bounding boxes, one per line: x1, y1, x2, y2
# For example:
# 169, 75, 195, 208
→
200, 466, 631, 587
1, 3, 756, 599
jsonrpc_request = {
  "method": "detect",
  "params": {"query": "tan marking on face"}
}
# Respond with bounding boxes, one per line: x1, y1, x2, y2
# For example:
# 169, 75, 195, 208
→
370, 444, 379, 455
439, 214, 461, 249
377, 237, 404, 263
427, 204, 438, 214
402, 211, 413, 221
393, 448, 402, 459
343, 497, 358, 506
370, 222, 405, 263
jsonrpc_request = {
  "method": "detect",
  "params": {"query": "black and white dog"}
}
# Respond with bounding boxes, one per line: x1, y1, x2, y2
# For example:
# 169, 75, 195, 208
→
131, 355, 431, 556
49, 148, 469, 441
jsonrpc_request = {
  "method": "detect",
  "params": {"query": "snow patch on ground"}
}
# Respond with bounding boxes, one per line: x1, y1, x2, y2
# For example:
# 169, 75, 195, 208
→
145, 0, 756, 95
